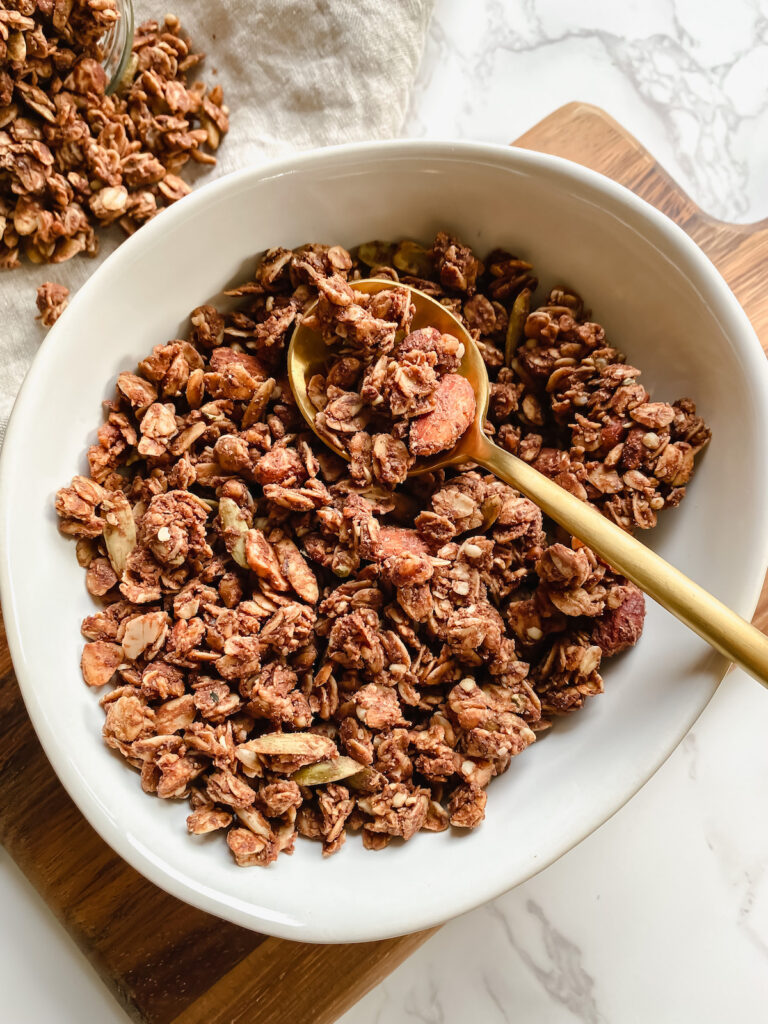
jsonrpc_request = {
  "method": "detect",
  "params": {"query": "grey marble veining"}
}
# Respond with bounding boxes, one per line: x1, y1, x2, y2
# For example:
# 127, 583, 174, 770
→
404, 0, 768, 223
487, 901, 602, 1022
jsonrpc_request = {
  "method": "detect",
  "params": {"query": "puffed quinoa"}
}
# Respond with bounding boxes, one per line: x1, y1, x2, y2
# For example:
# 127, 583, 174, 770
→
56, 230, 710, 865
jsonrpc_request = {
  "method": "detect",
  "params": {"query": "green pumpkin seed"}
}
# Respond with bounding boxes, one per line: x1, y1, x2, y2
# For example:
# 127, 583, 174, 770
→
292, 756, 367, 786
505, 286, 531, 366
356, 240, 396, 268
392, 240, 433, 277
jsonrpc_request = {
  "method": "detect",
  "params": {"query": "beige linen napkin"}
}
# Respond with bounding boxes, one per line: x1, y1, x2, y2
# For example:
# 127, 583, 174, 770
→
0, 0, 434, 442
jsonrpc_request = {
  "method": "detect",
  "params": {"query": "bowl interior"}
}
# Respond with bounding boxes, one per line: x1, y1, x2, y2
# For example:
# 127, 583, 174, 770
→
2, 142, 767, 943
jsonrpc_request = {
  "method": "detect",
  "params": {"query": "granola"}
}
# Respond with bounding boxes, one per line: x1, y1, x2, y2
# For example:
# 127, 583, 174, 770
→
55, 230, 710, 866
1, 3, 227, 270
35, 280, 68, 325
306, 285, 476, 471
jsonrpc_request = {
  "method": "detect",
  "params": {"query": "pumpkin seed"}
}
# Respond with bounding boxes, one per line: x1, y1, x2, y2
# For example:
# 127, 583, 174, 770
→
504, 286, 531, 366
356, 239, 396, 268
292, 756, 368, 786
392, 240, 433, 277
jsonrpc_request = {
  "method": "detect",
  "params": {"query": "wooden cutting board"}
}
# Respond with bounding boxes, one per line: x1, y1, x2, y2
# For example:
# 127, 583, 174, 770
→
1, 103, 767, 1024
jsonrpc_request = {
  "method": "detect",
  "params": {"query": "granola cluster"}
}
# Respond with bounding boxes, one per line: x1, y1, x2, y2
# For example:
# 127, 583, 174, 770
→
55, 231, 709, 865
497, 291, 711, 531
35, 276, 67, 323
303, 270, 476, 481
0, 1, 227, 268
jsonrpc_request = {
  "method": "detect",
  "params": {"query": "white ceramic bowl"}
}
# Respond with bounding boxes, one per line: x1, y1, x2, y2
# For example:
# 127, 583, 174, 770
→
2, 141, 768, 944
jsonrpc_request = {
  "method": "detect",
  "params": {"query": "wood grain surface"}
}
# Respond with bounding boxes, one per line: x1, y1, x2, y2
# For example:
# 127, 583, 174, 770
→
1, 102, 767, 1024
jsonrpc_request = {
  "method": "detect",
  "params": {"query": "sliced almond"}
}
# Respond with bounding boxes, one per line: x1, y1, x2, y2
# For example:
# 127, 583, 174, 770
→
273, 536, 318, 604
245, 529, 289, 590
81, 641, 122, 687
237, 807, 273, 838
234, 747, 263, 774
237, 733, 336, 759
169, 420, 207, 455
122, 611, 169, 660
218, 496, 250, 568
199, 114, 221, 150
0, 103, 19, 130
102, 492, 137, 577
242, 378, 276, 427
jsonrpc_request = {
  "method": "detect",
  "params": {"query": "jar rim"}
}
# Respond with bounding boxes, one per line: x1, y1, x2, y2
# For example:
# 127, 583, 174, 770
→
102, 0, 135, 96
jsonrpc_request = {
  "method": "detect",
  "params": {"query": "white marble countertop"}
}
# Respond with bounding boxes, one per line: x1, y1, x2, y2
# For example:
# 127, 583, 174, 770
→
3, 0, 768, 1021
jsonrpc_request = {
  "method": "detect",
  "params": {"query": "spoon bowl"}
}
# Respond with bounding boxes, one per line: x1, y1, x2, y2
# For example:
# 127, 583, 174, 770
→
288, 277, 490, 474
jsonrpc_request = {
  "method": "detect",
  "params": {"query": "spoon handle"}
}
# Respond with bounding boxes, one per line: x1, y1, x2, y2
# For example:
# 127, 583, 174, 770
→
472, 434, 768, 688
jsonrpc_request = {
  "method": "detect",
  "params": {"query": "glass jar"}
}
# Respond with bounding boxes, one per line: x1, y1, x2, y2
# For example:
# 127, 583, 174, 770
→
101, 0, 135, 95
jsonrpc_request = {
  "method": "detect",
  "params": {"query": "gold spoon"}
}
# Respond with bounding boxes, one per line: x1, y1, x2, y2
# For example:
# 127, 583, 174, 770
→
288, 277, 768, 687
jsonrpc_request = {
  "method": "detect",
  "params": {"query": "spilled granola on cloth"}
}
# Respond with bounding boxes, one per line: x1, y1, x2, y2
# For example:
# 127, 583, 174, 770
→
35, 279, 68, 325
55, 232, 711, 864
0, 3, 227, 269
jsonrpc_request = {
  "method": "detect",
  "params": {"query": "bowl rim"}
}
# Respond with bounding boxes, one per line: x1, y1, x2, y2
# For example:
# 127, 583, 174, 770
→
2, 137, 768, 943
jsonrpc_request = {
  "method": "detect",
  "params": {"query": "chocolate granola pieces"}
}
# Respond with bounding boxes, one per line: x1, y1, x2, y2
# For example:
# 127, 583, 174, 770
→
0, 3, 227, 269
55, 231, 708, 864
